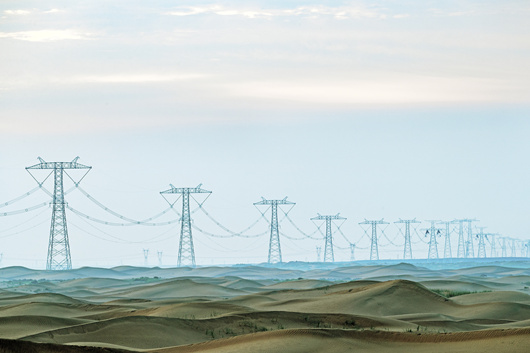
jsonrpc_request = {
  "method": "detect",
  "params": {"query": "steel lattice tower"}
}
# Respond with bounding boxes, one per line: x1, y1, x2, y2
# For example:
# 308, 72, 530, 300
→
350, 243, 356, 261
465, 219, 475, 258
452, 219, 476, 258
316, 246, 322, 262
510, 239, 516, 257
476, 227, 487, 258
359, 219, 388, 261
501, 237, 507, 257
157, 251, 163, 266
254, 197, 295, 264
525, 241, 530, 258
439, 221, 452, 258
143, 249, 149, 267
160, 184, 211, 267
395, 218, 420, 260
452, 220, 465, 258
26, 157, 91, 271
426, 220, 441, 259
489, 234, 497, 257
311, 213, 345, 263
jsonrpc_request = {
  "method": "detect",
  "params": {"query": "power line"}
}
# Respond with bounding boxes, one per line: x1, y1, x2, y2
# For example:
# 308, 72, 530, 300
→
0, 202, 49, 217
0, 186, 42, 209
66, 205, 178, 227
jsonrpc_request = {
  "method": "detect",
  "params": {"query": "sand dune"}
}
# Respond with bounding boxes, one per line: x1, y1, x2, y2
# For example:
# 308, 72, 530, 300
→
261, 279, 334, 290
103, 278, 248, 300
0, 261, 529, 352
451, 290, 530, 305
0, 292, 85, 305
419, 279, 496, 292
0, 316, 91, 339
21, 316, 209, 350
149, 328, 530, 353
252, 280, 454, 316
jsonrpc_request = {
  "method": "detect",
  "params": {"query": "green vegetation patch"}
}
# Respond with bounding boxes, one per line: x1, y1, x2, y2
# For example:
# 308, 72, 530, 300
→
431, 289, 491, 298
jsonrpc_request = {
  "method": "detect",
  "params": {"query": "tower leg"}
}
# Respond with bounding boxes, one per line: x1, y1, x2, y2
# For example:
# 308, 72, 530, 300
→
268, 203, 282, 263
47, 167, 72, 271
457, 222, 465, 258
324, 219, 334, 262
370, 223, 379, 260
178, 192, 195, 267
403, 222, 412, 259
444, 223, 452, 258
465, 221, 474, 258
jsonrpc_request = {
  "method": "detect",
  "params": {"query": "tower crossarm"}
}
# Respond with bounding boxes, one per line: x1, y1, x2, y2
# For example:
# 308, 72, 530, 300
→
451, 218, 478, 224
359, 219, 388, 225
311, 213, 346, 221
394, 218, 421, 224
26, 156, 92, 170
160, 184, 211, 195
253, 196, 295, 206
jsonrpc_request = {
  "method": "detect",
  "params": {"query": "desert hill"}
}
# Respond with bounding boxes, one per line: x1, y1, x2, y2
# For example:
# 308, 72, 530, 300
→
0, 261, 529, 352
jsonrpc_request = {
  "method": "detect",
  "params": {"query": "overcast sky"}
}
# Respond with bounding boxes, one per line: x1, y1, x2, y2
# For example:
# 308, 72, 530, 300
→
1, 1, 529, 268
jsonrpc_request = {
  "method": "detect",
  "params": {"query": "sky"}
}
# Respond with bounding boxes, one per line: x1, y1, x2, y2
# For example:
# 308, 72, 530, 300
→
0, 1, 529, 268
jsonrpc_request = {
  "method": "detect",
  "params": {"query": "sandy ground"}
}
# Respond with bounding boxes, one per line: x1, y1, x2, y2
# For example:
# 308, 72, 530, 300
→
0, 260, 529, 352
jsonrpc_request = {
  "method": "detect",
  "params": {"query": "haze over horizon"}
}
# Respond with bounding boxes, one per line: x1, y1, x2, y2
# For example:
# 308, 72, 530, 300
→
1, 1, 529, 268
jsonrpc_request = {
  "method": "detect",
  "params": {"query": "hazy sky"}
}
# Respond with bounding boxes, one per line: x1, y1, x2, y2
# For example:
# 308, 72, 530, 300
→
1, 1, 529, 268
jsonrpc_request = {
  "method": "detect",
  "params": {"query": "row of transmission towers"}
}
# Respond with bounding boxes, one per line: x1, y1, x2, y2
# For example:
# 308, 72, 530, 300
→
2, 157, 528, 269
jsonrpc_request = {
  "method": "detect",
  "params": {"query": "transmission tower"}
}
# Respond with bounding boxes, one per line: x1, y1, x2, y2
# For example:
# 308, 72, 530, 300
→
476, 227, 487, 258
394, 218, 420, 260
359, 219, 388, 261
311, 213, 345, 263
316, 246, 322, 262
254, 197, 295, 264
452, 219, 476, 258
157, 251, 163, 267
489, 233, 497, 257
510, 239, 516, 257
452, 220, 465, 258
425, 220, 441, 259
525, 241, 530, 258
438, 221, 452, 258
350, 243, 356, 261
465, 219, 476, 258
26, 157, 91, 271
501, 237, 507, 257
143, 249, 149, 267
160, 184, 211, 267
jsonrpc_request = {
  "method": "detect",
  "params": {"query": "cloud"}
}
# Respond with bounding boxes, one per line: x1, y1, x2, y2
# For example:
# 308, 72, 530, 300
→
68, 73, 209, 84
166, 5, 385, 20
3, 8, 64, 15
221, 75, 516, 106
44, 9, 64, 14
0, 29, 91, 42
167, 6, 273, 19
4, 10, 31, 15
